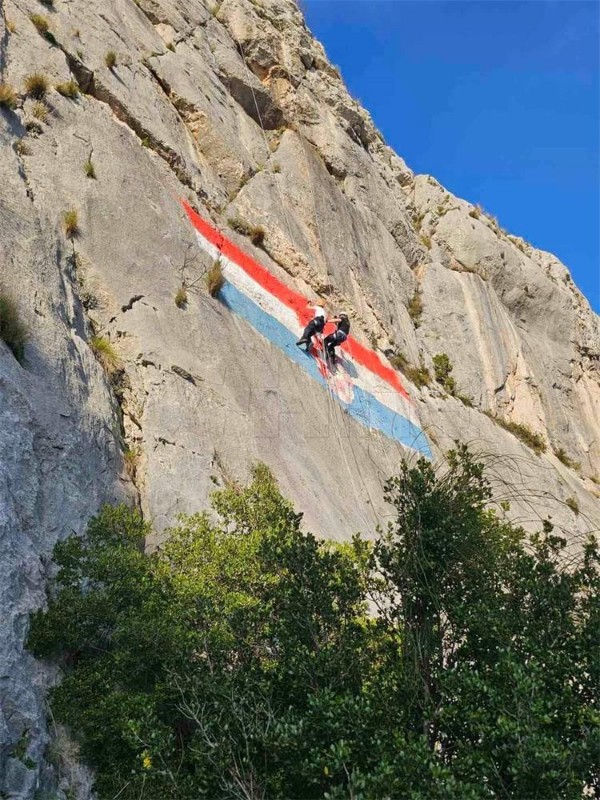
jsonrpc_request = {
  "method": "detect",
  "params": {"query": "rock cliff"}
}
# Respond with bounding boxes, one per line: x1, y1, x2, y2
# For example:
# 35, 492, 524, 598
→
0, 0, 598, 794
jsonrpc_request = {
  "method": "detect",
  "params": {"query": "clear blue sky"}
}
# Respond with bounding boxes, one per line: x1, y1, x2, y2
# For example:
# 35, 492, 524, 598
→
302, 0, 600, 312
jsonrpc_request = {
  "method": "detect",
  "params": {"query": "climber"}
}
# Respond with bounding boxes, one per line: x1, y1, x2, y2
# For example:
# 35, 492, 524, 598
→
324, 312, 350, 363
296, 306, 327, 352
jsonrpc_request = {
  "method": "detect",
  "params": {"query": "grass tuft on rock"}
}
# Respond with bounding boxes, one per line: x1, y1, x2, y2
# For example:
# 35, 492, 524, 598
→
105, 50, 117, 69
0, 292, 28, 362
24, 73, 49, 99
0, 83, 18, 109
29, 14, 49, 34
174, 286, 188, 308
56, 80, 79, 98
206, 261, 224, 297
565, 496, 579, 515
432, 353, 456, 395
63, 208, 79, 239
90, 335, 119, 373
83, 158, 96, 179
407, 289, 423, 327
484, 412, 546, 455
553, 447, 581, 471
228, 215, 265, 247
32, 101, 49, 122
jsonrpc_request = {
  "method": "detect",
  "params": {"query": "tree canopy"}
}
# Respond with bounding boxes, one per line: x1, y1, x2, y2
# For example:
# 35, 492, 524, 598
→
29, 450, 599, 799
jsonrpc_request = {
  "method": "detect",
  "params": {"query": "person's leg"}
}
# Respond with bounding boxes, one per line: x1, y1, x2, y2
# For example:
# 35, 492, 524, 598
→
297, 321, 315, 347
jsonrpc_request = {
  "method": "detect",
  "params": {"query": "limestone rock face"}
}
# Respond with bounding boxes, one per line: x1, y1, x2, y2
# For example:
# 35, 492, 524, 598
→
0, 0, 598, 795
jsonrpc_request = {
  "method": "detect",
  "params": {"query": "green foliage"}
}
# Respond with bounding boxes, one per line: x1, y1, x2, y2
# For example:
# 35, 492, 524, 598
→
0, 82, 18, 109
55, 80, 79, 98
405, 363, 431, 388
29, 14, 49, 34
420, 233, 432, 249
206, 260, 224, 297
389, 351, 408, 371
24, 73, 49, 99
0, 292, 28, 362
29, 455, 599, 799
432, 352, 456, 395
105, 50, 117, 69
485, 412, 547, 454
554, 447, 581, 471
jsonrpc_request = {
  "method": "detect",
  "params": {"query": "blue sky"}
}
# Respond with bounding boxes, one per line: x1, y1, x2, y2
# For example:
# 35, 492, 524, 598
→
302, 0, 600, 312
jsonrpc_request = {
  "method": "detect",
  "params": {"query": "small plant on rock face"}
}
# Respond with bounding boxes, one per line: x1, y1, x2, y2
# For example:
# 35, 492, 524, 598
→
250, 225, 265, 247
405, 363, 431, 388
63, 208, 79, 239
32, 101, 49, 121
174, 285, 188, 308
432, 352, 456, 395
565, 496, 579, 515
6, 19, 16, 33
56, 80, 79, 98
83, 158, 96, 179
0, 292, 28, 362
227, 215, 265, 247
0, 83, 17, 109
206, 260, 224, 297
105, 50, 117, 69
553, 447, 581, 471
484, 411, 547, 455
90, 335, 119, 373
29, 14, 49, 34
420, 233, 432, 249
389, 351, 408, 372
407, 289, 423, 327
24, 73, 49, 99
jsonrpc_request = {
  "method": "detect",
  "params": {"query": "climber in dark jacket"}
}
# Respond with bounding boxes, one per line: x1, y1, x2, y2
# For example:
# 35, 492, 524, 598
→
324, 313, 350, 362
296, 306, 326, 352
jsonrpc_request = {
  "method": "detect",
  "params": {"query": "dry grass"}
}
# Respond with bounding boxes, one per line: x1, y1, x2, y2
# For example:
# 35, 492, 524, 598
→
484, 412, 546, 455
56, 80, 79, 98
83, 158, 96, 179
206, 260, 224, 297
227, 215, 265, 247
0, 83, 17, 109
553, 447, 581, 471
105, 50, 117, 69
32, 101, 49, 122
6, 19, 16, 33
90, 335, 119, 373
174, 285, 188, 308
24, 73, 49, 99
123, 446, 141, 478
29, 14, 49, 34
420, 234, 432, 249
0, 292, 28, 362
405, 364, 431, 388
63, 208, 79, 239
565, 496, 579, 515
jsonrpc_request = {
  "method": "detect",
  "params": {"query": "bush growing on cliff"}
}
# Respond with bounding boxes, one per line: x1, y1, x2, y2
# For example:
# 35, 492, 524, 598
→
0, 83, 18, 109
0, 292, 28, 362
29, 452, 599, 799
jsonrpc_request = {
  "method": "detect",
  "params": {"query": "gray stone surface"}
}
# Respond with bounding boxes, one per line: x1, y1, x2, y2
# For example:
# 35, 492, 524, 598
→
0, 0, 598, 795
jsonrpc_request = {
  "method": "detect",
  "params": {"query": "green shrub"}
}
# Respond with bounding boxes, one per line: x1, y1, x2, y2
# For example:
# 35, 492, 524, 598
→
405, 363, 431, 388
105, 50, 117, 69
24, 73, 49, 99
62, 208, 79, 238
174, 285, 188, 308
553, 447, 581, 471
206, 260, 224, 297
457, 394, 474, 407
432, 352, 456, 395
56, 79, 79, 98
27, 451, 599, 800
407, 289, 423, 327
0, 292, 28, 362
90, 335, 119, 373
0, 83, 18, 109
